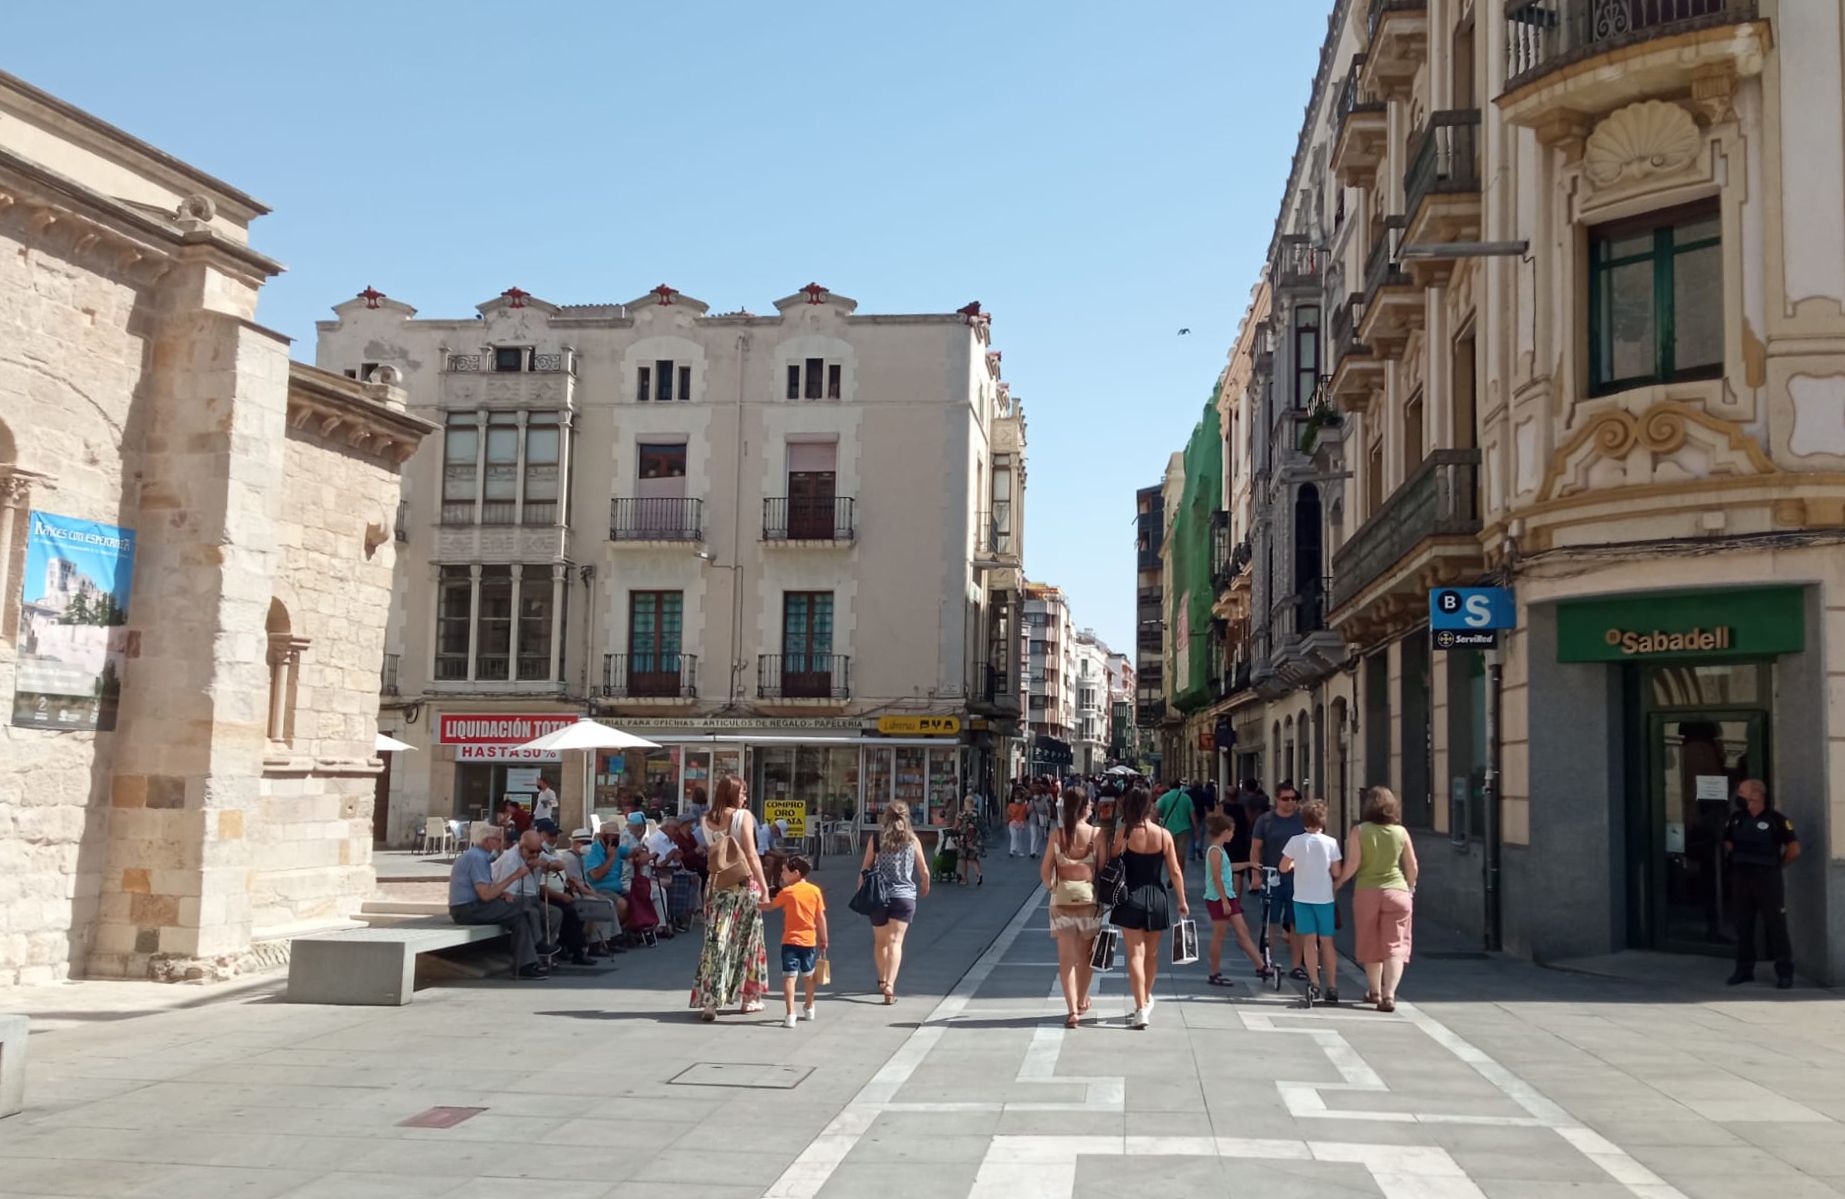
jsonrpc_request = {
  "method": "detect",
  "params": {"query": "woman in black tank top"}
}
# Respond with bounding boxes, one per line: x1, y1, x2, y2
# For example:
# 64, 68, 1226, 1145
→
1109, 785, 1188, 1029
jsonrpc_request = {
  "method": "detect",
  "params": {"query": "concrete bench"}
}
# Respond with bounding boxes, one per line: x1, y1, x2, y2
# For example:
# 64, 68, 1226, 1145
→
0, 1014, 27, 1118
286, 919, 506, 1006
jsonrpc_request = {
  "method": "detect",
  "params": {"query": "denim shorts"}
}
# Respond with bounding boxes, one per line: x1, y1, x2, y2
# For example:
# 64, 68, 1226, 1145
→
1293, 900, 1336, 938
780, 944, 819, 976
870, 897, 917, 927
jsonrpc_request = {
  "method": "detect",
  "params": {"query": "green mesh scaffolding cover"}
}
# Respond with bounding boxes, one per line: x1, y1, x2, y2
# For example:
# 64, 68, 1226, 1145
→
1171, 398, 1221, 713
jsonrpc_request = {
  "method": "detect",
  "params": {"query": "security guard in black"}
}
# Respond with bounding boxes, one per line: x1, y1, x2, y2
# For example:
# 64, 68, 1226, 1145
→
1723, 778, 1799, 988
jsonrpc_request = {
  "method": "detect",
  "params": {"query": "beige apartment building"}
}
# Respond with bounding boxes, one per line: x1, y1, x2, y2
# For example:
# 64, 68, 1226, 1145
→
1187, 1, 1845, 981
318, 288, 1026, 845
1024, 580, 1076, 772
0, 73, 433, 984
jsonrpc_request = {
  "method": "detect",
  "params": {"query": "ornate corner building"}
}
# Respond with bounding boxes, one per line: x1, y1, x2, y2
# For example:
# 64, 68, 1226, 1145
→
1177, 1, 1845, 980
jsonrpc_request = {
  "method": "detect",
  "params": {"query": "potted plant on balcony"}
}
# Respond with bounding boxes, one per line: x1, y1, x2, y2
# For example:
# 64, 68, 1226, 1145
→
1298, 400, 1343, 454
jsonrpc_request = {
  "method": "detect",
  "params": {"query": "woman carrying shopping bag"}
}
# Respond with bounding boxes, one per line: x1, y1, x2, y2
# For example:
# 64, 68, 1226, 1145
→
1107, 784, 1188, 1029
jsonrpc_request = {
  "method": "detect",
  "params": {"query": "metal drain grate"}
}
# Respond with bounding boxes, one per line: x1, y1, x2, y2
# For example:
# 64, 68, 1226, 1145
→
669, 1062, 813, 1090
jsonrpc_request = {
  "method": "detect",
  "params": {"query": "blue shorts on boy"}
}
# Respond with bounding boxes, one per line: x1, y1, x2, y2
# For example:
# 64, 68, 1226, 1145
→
1293, 900, 1336, 937
780, 944, 819, 976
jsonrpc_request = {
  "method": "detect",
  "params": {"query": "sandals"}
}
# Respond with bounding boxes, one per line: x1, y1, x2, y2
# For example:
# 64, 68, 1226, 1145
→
698, 1007, 717, 1023
1378, 997, 1397, 1013
1064, 1013, 1080, 1029
1289, 967, 1310, 982
1207, 973, 1233, 987
880, 982, 895, 1005
1365, 990, 1380, 1006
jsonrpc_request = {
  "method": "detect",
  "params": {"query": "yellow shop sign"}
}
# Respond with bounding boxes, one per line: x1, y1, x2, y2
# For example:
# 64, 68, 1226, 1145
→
877, 715, 961, 736
1604, 626, 1733, 656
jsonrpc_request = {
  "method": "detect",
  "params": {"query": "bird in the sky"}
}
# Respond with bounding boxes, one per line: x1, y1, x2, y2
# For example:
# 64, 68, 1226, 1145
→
1178, 328, 1191, 335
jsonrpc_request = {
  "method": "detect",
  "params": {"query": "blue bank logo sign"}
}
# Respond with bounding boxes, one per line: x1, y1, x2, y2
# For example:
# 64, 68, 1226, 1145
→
1430, 587, 1515, 631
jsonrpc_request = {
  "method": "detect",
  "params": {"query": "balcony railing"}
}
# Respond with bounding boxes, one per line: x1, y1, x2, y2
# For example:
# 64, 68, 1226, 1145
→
1273, 576, 1334, 641
758, 654, 850, 701
441, 501, 474, 525
1276, 234, 1323, 291
976, 658, 1021, 710
393, 500, 409, 542
1331, 294, 1370, 369
1370, 0, 1428, 38
1337, 55, 1385, 133
1210, 512, 1236, 590
1331, 449, 1482, 609
1504, 0, 1755, 92
1405, 110, 1482, 217
610, 497, 704, 541
763, 496, 855, 542
1364, 216, 1411, 299
1137, 626, 1163, 650
381, 653, 400, 696
444, 350, 577, 374
1137, 587, 1162, 609
600, 652, 698, 699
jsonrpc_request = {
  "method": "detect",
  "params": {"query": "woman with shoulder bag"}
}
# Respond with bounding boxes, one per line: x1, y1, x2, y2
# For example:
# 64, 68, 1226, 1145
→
1042, 783, 1103, 1027
1109, 784, 1188, 1029
859, 800, 931, 1004
689, 775, 771, 1021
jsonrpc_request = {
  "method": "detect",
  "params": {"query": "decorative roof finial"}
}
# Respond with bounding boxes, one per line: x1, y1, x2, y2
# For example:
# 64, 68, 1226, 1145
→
501, 286, 530, 309
801, 282, 828, 305
650, 284, 678, 306
358, 285, 386, 309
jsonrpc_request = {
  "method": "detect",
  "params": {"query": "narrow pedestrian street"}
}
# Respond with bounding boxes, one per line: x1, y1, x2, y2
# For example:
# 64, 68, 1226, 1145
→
6, 852, 1845, 1198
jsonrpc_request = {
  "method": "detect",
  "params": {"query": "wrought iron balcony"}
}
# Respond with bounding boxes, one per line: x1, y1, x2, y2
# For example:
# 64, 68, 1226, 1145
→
1364, 216, 1411, 299
1333, 55, 1390, 186
1404, 110, 1482, 247
1210, 512, 1239, 591
1369, 0, 1428, 38
601, 652, 698, 699
763, 496, 855, 543
1331, 449, 1482, 610
610, 497, 704, 542
1504, 0, 1756, 93
758, 654, 851, 701
443, 350, 577, 374
394, 500, 408, 542
1336, 55, 1385, 135
974, 657, 1021, 714
1330, 294, 1371, 372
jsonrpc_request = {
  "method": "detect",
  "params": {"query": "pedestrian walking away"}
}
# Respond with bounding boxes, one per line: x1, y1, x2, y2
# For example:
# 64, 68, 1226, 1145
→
1724, 778, 1799, 989
1042, 783, 1103, 1027
1337, 785, 1418, 1012
860, 799, 931, 1004
1279, 799, 1342, 1005
1029, 786, 1052, 859
761, 855, 828, 1028
1202, 811, 1265, 985
1109, 784, 1188, 1029
1250, 782, 1307, 981
690, 775, 771, 1021
1156, 779, 1196, 864
1188, 780, 1212, 862
1007, 788, 1031, 858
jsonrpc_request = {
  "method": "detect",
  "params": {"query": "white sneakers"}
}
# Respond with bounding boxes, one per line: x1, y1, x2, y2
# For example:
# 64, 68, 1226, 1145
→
802, 1005, 816, 1021
783, 1013, 798, 1029
1128, 1008, 1148, 1029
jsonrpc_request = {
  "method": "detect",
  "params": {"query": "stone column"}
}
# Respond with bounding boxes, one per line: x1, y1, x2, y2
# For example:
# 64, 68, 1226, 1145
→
548, 564, 565, 685
0, 471, 36, 643
466, 564, 481, 682
512, 409, 529, 526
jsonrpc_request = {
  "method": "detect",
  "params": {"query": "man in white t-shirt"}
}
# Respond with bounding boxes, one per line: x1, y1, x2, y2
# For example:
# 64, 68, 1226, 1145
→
1279, 799, 1343, 1005
532, 778, 560, 826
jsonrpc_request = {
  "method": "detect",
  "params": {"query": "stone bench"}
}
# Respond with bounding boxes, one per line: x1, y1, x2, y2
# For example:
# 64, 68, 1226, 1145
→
286, 919, 506, 1006
0, 1014, 27, 1118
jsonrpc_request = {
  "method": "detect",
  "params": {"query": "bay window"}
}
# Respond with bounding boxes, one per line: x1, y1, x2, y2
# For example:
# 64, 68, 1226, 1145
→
1589, 203, 1722, 396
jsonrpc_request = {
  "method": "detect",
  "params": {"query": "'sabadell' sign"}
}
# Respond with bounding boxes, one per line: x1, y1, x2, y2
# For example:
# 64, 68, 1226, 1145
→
438, 714, 575, 762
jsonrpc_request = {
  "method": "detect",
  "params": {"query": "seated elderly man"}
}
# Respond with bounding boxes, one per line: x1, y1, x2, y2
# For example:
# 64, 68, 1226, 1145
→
448, 825, 554, 979
495, 829, 592, 967
559, 826, 625, 957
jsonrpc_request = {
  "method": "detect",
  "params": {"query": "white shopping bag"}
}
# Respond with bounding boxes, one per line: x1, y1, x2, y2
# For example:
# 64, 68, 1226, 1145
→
1090, 925, 1120, 972
1171, 918, 1199, 966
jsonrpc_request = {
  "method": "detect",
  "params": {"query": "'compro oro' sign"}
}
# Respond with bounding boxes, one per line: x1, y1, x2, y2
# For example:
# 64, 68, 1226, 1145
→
438, 713, 576, 762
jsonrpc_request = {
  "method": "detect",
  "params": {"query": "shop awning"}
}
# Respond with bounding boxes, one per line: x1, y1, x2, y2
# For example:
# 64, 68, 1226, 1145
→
638, 733, 964, 748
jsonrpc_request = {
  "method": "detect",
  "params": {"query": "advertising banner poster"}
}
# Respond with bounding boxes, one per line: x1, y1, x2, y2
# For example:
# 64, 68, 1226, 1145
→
12, 511, 136, 732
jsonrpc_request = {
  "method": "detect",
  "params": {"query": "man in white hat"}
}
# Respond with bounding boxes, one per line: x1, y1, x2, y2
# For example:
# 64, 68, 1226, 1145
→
561, 827, 623, 956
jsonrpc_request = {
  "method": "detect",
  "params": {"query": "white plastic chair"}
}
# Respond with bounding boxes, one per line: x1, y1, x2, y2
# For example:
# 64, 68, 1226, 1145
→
421, 816, 454, 856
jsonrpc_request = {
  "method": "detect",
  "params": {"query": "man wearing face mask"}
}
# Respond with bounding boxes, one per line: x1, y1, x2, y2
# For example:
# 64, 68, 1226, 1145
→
495, 829, 592, 967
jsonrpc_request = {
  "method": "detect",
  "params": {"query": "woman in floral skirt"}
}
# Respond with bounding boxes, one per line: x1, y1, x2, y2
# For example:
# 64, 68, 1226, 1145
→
690, 775, 770, 1020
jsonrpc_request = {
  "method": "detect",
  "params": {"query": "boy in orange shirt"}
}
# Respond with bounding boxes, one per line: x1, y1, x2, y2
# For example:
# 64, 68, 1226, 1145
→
761, 856, 828, 1028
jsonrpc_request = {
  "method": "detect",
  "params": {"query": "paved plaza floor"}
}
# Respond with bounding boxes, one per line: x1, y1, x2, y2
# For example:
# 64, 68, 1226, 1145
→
5, 851, 1845, 1197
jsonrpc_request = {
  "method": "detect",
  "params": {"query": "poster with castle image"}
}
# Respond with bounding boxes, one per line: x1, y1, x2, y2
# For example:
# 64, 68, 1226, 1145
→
11, 511, 135, 732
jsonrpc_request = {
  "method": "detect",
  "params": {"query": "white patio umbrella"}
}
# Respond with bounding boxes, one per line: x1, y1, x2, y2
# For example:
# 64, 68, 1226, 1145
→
1105, 764, 1135, 776
375, 732, 415, 753
513, 717, 660, 829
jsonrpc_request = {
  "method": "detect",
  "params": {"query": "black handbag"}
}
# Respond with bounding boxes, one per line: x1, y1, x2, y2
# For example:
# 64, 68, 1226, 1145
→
848, 867, 891, 916
1095, 855, 1128, 908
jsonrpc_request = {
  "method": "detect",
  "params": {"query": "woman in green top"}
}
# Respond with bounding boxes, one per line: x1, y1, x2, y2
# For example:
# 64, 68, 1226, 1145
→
1336, 785, 1419, 1013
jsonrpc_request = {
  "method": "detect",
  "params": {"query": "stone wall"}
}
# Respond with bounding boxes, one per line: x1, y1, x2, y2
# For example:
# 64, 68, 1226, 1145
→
0, 198, 156, 986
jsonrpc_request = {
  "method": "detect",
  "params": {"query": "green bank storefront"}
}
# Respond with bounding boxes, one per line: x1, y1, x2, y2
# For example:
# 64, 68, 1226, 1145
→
1515, 585, 1835, 979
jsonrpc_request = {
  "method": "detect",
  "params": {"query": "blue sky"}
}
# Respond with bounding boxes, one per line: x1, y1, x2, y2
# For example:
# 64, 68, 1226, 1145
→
8, 2, 1326, 651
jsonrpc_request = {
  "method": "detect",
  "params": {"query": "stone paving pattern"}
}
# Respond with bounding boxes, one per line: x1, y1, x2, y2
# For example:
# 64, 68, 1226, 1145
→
4, 853, 1845, 1197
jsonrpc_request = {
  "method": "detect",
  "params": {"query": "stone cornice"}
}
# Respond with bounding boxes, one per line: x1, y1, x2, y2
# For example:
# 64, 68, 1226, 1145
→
0, 148, 283, 284
286, 363, 438, 466
0, 69, 269, 220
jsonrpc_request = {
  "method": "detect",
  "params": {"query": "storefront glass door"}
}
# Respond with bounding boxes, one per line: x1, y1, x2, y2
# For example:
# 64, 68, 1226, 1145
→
1634, 663, 1770, 953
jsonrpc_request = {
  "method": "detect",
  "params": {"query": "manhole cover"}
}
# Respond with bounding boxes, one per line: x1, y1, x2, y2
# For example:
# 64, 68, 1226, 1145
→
398, 1106, 486, 1128
669, 1062, 812, 1090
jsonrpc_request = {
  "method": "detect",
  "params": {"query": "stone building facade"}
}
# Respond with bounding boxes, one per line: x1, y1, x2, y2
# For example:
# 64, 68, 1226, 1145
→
316, 288, 1026, 845
0, 71, 433, 984
1181, 2, 1845, 981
